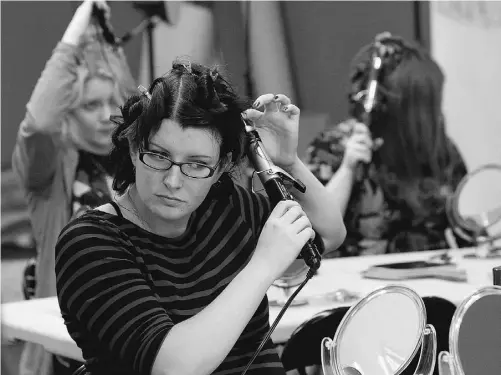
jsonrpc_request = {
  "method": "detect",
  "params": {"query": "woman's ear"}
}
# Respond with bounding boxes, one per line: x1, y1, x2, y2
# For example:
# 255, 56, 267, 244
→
215, 152, 233, 180
221, 152, 233, 172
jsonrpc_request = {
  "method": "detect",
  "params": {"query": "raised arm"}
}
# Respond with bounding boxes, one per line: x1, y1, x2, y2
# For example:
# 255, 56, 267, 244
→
12, 40, 82, 191
284, 156, 346, 252
244, 94, 347, 253
12, 0, 134, 191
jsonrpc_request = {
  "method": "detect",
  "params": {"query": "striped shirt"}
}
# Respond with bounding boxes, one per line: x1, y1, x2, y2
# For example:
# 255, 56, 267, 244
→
55, 181, 286, 375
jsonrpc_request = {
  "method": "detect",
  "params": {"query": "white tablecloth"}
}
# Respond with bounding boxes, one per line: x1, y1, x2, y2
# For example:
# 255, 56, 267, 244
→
2, 248, 497, 361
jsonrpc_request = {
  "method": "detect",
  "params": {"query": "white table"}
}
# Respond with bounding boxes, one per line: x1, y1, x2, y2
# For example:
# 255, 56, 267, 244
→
268, 249, 497, 342
2, 249, 498, 361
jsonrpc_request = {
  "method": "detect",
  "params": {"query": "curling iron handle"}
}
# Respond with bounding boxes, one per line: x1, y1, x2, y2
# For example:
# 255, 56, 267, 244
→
355, 161, 370, 182
494, 266, 501, 286
262, 178, 322, 271
353, 109, 372, 182
92, 3, 118, 46
301, 241, 322, 271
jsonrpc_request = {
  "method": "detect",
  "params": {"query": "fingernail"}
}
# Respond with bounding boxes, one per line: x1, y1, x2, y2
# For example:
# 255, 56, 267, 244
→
253, 100, 260, 108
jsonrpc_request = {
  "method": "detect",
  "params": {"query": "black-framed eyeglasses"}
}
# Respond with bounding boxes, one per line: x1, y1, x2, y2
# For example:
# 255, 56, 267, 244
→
138, 150, 219, 179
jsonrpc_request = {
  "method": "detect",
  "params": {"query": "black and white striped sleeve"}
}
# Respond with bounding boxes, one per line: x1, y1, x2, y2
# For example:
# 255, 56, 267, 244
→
233, 184, 272, 239
55, 218, 173, 374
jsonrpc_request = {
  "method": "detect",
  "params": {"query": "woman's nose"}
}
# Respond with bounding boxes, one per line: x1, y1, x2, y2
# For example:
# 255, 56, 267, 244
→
163, 165, 183, 189
100, 104, 112, 122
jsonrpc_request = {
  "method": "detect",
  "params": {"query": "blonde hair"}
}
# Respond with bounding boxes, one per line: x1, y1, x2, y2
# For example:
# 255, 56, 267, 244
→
68, 23, 134, 111
68, 64, 121, 111
61, 23, 137, 151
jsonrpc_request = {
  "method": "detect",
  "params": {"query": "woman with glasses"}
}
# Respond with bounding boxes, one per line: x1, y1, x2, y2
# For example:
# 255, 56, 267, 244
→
54, 59, 346, 375
11, 1, 135, 375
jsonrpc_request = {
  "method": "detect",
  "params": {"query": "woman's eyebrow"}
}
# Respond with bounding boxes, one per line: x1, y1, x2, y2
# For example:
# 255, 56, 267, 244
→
149, 142, 213, 160
187, 155, 213, 160
149, 141, 168, 152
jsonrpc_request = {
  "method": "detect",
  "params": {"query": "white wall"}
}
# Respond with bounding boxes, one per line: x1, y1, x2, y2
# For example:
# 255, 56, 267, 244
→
430, 1, 501, 171
245, 1, 297, 102
139, 2, 297, 100
430, 1, 501, 238
138, 2, 220, 86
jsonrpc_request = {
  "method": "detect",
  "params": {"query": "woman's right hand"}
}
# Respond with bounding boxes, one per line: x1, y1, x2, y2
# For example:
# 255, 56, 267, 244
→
252, 200, 315, 281
62, 0, 110, 46
340, 121, 383, 172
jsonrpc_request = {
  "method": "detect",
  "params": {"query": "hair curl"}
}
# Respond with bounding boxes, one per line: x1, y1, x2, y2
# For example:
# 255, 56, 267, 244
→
109, 58, 250, 195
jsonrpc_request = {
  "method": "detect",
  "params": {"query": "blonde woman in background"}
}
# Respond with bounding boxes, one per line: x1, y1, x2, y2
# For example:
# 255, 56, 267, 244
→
11, 1, 136, 374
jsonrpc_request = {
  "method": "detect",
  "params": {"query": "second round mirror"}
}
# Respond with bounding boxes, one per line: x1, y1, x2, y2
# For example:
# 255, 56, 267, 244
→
321, 285, 436, 375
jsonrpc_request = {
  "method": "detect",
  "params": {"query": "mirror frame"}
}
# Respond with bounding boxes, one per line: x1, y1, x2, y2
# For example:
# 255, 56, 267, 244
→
272, 260, 310, 289
447, 285, 501, 375
325, 285, 427, 375
270, 261, 310, 307
447, 163, 501, 237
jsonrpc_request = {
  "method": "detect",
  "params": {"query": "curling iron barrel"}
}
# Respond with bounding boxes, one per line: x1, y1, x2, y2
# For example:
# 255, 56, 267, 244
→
354, 32, 392, 182
243, 116, 322, 271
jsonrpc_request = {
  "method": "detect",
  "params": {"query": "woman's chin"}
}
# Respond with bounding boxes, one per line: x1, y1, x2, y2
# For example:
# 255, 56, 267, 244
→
91, 137, 113, 153
154, 204, 188, 223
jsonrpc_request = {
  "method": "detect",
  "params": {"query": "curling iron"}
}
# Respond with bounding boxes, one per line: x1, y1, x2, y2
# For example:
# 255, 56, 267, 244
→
242, 115, 322, 271
92, 3, 118, 46
240, 114, 322, 375
353, 32, 392, 182
92, 2, 160, 48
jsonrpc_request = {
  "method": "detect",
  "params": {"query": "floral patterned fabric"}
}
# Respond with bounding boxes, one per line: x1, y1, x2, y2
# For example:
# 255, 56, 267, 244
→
71, 151, 113, 219
305, 119, 470, 257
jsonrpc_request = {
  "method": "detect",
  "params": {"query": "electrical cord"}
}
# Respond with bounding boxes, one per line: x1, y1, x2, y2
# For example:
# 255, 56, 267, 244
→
240, 266, 317, 375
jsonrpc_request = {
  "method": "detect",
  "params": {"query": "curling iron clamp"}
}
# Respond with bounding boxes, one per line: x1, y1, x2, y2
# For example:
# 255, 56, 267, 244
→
241, 115, 322, 271
353, 31, 392, 182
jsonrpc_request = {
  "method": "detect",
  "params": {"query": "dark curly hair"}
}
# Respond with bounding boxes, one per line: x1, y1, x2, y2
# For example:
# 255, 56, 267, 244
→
109, 59, 251, 195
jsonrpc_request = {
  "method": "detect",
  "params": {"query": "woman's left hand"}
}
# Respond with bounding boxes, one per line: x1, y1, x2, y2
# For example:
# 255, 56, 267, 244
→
243, 93, 299, 171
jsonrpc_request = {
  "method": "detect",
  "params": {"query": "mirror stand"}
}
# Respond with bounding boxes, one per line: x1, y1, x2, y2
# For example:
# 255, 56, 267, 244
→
320, 337, 336, 375
437, 351, 458, 375
413, 325, 437, 375
269, 260, 310, 307
463, 234, 501, 259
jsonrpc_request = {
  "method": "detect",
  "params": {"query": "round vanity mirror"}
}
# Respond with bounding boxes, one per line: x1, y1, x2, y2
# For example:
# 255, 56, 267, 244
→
271, 260, 309, 306
447, 164, 501, 258
439, 286, 501, 375
321, 285, 436, 375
